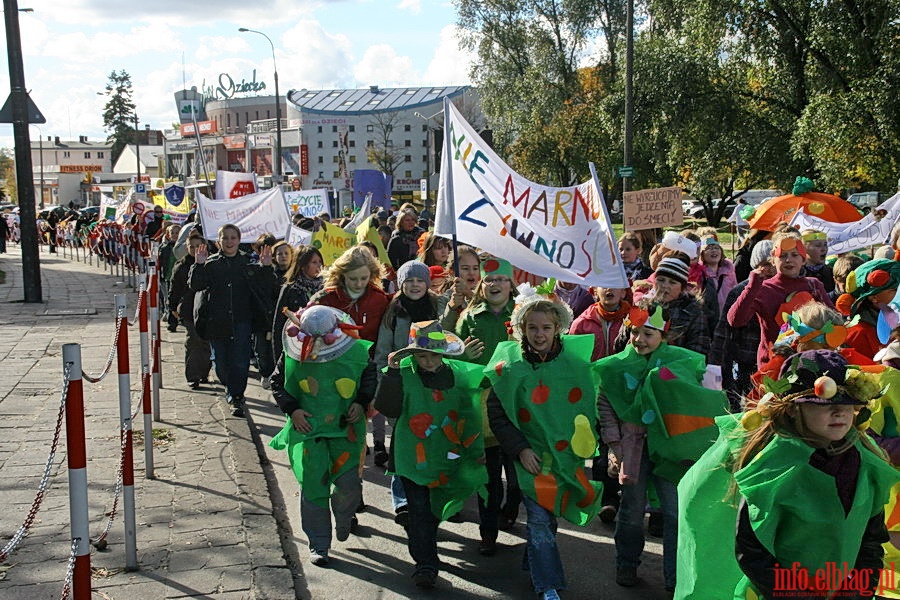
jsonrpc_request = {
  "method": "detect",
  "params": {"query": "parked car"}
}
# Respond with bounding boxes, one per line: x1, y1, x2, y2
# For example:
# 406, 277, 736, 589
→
848, 191, 880, 210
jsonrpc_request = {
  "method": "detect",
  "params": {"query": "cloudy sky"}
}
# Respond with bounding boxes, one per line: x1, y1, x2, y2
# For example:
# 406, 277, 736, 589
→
0, 0, 473, 148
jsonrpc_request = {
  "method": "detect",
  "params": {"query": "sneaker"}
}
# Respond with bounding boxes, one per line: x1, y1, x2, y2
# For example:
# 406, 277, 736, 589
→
231, 395, 245, 417
261, 376, 271, 390
356, 499, 367, 513
616, 566, 638, 587
373, 442, 388, 468
598, 505, 617, 524
309, 549, 329, 567
647, 511, 664, 537
413, 569, 437, 589
336, 517, 358, 542
478, 538, 497, 556
188, 380, 200, 390
540, 591, 561, 600
394, 506, 409, 529
499, 504, 518, 530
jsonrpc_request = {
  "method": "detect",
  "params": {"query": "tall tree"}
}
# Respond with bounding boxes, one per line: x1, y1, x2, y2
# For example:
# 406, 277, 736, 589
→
102, 70, 137, 165
0, 148, 16, 203
364, 111, 404, 181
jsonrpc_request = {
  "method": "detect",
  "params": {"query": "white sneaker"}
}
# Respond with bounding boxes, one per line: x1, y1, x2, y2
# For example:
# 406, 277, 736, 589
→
541, 591, 561, 600
261, 376, 271, 390
309, 549, 329, 566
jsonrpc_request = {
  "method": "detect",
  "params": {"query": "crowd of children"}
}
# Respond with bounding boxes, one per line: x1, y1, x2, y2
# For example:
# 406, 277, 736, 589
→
174, 203, 900, 599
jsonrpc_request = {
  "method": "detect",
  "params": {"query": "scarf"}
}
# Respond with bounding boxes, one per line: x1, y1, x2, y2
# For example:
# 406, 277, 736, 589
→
623, 259, 646, 281
293, 275, 323, 301
595, 301, 631, 323
398, 293, 437, 324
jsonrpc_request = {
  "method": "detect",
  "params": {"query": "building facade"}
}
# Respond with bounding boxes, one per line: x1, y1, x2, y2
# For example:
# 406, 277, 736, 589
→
30, 136, 112, 207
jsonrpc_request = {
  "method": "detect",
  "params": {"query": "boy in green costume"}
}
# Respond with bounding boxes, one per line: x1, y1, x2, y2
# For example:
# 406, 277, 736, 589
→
676, 349, 897, 599
269, 305, 377, 567
374, 320, 487, 589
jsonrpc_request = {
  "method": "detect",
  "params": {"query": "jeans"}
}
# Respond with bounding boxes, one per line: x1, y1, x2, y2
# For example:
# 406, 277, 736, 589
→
477, 446, 502, 541
522, 496, 565, 593
615, 449, 678, 588
301, 469, 361, 553
401, 477, 440, 575
209, 320, 252, 399
391, 475, 408, 511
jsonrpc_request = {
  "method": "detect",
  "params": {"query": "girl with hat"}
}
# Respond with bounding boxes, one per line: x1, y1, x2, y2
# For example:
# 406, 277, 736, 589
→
699, 234, 737, 315
728, 230, 835, 368
454, 256, 520, 552
269, 305, 378, 567
373, 261, 448, 522
485, 290, 602, 600
373, 321, 486, 589
650, 253, 712, 355
676, 350, 895, 599
596, 300, 727, 592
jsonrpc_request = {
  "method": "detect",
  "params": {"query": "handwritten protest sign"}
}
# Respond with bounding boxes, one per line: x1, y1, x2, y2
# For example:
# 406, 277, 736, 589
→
197, 187, 291, 243
789, 192, 900, 254
623, 186, 683, 231
285, 189, 330, 218
434, 100, 627, 288
286, 225, 313, 247
311, 221, 356, 265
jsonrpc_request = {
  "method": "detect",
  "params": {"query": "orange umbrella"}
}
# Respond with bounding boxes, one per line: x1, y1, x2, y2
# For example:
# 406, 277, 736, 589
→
746, 191, 863, 231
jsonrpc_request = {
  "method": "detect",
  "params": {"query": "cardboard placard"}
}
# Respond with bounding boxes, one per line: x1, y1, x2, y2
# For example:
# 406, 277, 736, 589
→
623, 186, 683, 231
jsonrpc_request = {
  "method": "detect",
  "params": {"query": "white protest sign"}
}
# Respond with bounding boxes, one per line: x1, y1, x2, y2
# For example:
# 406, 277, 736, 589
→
197, 187, 291, 243
215, 170, 258, 200
434, 100, 627, 287
285, 189, 330, 218
286, 225, 313, 247
789, 192, 900, 254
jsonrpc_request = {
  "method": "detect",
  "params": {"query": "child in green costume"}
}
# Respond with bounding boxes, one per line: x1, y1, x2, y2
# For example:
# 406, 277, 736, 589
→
486, 288, 602, 600
269, 305, 378, 567
676, 349, 896, 599
597, 301, 727, 592
373, 320, 487, 589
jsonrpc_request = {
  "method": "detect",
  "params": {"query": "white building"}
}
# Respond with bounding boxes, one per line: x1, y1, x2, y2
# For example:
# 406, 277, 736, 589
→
30, 135, 112, 207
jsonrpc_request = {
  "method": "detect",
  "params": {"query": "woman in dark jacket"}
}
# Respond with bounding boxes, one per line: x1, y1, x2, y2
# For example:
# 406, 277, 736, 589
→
168, 232, 212, 389
273, 245, 325, 360
386, 207, 424, 270
189, 224, 276, 416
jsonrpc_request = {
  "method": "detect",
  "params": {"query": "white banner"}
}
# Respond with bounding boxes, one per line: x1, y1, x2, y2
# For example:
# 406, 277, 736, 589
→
215, 170, 258, 200
343, 193, 372, 233
434, 100, 627, 287
285, 189, 330, 218
286, 225, 313, 247
788, 192, 900, 254
197, 187, 291, 243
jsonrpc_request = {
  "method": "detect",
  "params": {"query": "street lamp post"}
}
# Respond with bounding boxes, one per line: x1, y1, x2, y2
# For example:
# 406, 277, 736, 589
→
414, 110, 442, 216
30, 124, 44, 208
239, 27, 282, 184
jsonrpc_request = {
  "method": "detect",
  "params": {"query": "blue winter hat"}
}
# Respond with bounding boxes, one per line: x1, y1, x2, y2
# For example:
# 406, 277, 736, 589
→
397, 260, 431, 289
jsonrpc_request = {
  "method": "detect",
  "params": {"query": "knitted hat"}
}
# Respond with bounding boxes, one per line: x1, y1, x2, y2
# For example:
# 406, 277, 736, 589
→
428, 265, 448, 280
773, 349, 879, 406
480, 257, 514, 280
397, 260, 431, 288
655, 257, 690, 285
661, 230, 698, 259
282, 306, 362, 363
388, 320, 465, 363
750, 240, 775, 268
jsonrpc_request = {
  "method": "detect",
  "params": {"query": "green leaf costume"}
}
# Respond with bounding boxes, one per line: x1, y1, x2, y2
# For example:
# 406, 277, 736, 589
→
269, 339, 372, 507
676, 415, 899, 599
597, 342, 728, 483
485, 334, 602, 526
392, 358, 488, 521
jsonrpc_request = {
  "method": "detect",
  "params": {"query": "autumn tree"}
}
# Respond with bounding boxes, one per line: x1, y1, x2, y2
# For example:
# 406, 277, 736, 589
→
364, 111, 405, 182
0, 148, 16, 203
101, 70, 137, 165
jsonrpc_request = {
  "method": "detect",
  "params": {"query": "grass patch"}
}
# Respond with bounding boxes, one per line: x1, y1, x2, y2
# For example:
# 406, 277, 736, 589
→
132, 428, 173, 448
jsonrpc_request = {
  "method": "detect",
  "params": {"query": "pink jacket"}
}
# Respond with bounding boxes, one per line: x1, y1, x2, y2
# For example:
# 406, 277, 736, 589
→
570, 303, 626, 361
704, 258, 738, 314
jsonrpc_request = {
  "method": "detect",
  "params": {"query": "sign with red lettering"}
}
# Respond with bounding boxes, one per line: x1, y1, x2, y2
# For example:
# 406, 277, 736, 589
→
180, 120, 217, 137
300, 145, 309, 176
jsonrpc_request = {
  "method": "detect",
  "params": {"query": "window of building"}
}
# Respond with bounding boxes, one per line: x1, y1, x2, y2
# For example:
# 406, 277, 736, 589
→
366, 124, 374, 132
97, 152, 104, 158
318, 171, 324, 178
386, 141, 393, 148
404, 140, 411, 147
317, 141, 323, 148
404, 89, 415, 95
404, 155, 411, 162
422, 124, 428, 132
405, 170, 412, 178
367, 140, 374, 147
349, 140, 355, 148
429, 88, 444, 95
349, 125, 355, 132
255, 111, 259, 120
332, 140, 338, 147
369, 100, 380, 105
329, 91, 340, 97
333, 171, 341, 177
84, 152, 91, 159
226, 114, 231, 128
63, 151, 70, 158
305, 92, 316, 98
423, 170, 429, 178
245, 112, 249, 126
333, 156, 339, 163
349, 156, 356, 163
317, 126, 322, 133
343, 101, 354, 106
332, 125, 338, 132
423, 139, 428, 147
318, 156, 323, 163
404, 124, 411, 132
423, 155, 428, 163
266, 110, 271, 119
236, 113, 240, 127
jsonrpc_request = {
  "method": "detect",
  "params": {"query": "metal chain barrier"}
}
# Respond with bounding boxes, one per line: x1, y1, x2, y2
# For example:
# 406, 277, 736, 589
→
127, 279, 146, 327
81, 306, 125, 384
59, 537, 79, 600
90, 426, 129, 547
0, 362, 73, 563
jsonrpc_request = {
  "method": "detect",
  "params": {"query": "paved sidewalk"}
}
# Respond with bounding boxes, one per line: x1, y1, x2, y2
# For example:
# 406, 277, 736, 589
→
0, 246, 295, 599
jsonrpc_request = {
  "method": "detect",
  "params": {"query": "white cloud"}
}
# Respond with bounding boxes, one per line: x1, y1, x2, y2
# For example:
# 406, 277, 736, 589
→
396, 0, 423, 14
422, 25, 473, 86
353, 45, 418, 87
279, 20, 355, 89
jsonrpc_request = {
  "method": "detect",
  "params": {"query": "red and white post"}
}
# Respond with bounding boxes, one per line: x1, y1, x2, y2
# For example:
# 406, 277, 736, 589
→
62, 343, 90, 600
114, 295, 138, 570
148, 255, 161, 421
138, 279, 155, 479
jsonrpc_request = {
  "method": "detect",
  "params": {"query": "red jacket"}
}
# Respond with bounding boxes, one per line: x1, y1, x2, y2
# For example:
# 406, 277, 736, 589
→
308, 284, 390, 344
570, 303, 626, 361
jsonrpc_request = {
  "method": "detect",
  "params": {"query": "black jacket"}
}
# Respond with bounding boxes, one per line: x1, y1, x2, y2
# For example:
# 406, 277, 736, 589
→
168, 255, 196, 326
188, 251, 277, 339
